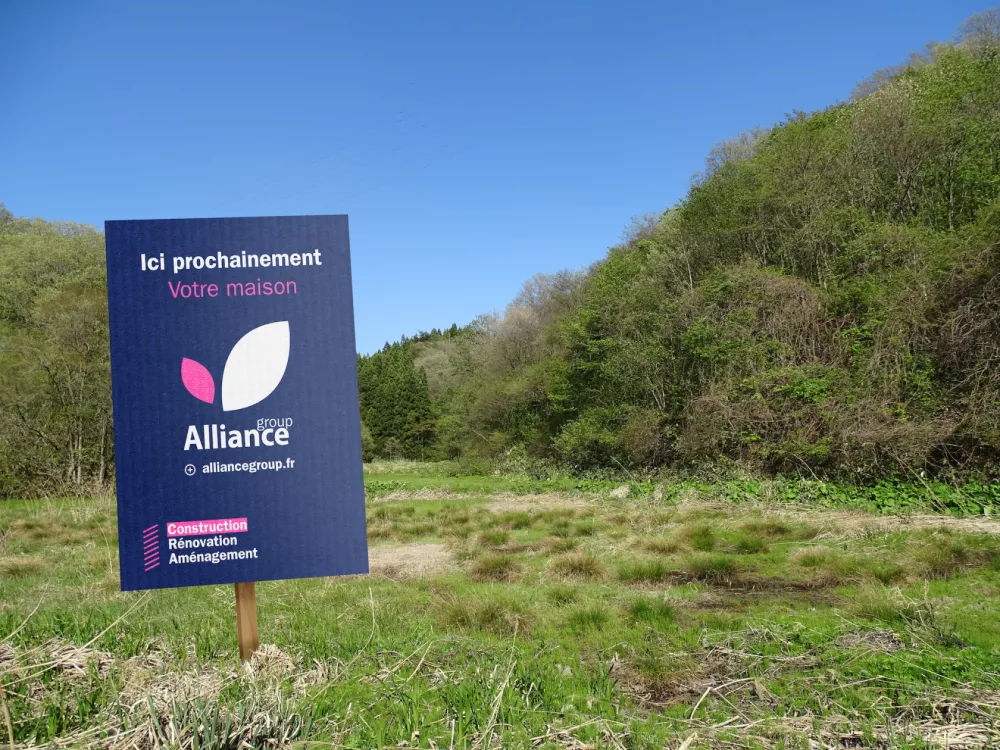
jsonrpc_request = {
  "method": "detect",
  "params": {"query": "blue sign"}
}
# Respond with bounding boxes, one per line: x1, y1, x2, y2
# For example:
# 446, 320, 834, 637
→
105, 215, 368, 591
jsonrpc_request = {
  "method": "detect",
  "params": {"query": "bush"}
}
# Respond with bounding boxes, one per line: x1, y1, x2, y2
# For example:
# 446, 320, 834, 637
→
553, 409, 622, 469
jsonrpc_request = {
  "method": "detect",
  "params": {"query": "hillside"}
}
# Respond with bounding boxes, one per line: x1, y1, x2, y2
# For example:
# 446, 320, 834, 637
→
4, 13, 1000, 497
360, 16, 1000, 480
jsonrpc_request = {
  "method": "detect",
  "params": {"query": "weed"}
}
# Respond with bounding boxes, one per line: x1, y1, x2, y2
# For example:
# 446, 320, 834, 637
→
545, 537, 579, 554
829, 555, 906, 584
682, 522, 716, 551
741, 518, 818, 541
477, 529, 511, 549
793, 546, 836, 567
566, 606, 610, 633
731, 533, 768, 554
911, 533, 1000, 578
499, 511, 533, 530
546, 584, 579, 606
684, 554, 738, 585
641, 536, 681, 555
852, 588, 932, 627
626, 598, 676, 629
617, 559, 672, 583
470, 553, 520, 582
440, 594, 532, 636
550, 551, 606, 579
548, 518, 574, 538
0, 556, 43, 578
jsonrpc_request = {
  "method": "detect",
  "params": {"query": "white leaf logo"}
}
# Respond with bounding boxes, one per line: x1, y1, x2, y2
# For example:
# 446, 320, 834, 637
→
221, 321, 290, 411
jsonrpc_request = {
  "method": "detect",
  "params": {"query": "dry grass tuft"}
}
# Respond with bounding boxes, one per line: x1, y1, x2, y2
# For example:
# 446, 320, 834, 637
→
247, 643, 296, 679
120, 667, 224, 714
640, 536, 682, 555
470, 553, 520, 583
47, 640, 114, 679
0, 555, 44, 578
549, 551, 606, 579
839, 629, 905, 652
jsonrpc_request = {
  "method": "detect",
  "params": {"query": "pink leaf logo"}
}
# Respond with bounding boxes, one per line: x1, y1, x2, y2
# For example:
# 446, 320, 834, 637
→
181, 358, 215, 404
179, 322, 289, 410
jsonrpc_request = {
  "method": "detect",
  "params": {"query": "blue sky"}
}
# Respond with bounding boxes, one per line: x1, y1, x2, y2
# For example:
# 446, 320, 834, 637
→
1, 1, 989, 353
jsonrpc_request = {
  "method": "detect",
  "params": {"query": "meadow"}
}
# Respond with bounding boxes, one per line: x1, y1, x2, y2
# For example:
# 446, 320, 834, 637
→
2, 464, 1000, 748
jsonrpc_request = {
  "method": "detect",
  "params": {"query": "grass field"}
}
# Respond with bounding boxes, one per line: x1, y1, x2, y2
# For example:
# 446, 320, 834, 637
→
3, 467, 1000, 748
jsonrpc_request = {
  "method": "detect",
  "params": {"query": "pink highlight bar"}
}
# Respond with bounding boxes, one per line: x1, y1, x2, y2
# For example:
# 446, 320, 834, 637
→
143, 524, 160, 572
166, 517, 248, 537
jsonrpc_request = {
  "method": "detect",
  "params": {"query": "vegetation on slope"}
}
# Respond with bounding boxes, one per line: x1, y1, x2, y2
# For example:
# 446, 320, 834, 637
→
0, 207, 110, 496
360, 13, 1000, 480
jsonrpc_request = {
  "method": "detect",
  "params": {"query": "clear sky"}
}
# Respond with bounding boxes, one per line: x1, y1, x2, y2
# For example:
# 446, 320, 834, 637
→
1, 1, 990, 353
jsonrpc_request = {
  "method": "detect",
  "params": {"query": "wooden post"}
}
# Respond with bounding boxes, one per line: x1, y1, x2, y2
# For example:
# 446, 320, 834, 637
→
234, 581, 259, 661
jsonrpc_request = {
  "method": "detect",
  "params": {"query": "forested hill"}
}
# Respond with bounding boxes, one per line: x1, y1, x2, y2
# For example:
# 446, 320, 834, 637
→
3, 13, 1000, 497
359, 14, 1000, 480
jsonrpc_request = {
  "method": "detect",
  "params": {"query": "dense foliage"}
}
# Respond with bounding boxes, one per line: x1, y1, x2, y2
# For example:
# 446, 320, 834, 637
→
0, 206, 111, 496
357, 337, 439, 460
362, 15, 1000, 479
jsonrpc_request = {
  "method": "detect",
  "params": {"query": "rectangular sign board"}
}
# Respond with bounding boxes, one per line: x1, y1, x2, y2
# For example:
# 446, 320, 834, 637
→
105, 215, 368, 591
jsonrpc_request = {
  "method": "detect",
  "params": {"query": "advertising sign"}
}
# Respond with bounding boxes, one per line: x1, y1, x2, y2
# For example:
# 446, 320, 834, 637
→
105, 215, 368, 591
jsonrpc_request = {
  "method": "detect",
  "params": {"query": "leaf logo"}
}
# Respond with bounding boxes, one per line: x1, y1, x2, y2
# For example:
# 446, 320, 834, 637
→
181, 321, 290, 411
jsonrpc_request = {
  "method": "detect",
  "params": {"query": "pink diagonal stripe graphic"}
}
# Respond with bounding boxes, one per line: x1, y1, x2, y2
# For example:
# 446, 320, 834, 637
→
144, 562, 160, 571
143, 524, 158, 533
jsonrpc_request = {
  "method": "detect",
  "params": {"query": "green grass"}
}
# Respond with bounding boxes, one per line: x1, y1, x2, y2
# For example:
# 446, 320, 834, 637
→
626, 598, 676, 629
684, 553, 739, 584
549, 550, 606, 579
617, 558, 673, 583
3, 471, 1000, 748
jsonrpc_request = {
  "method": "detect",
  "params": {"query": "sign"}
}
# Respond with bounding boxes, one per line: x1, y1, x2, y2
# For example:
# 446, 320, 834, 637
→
106, 215, 368, 591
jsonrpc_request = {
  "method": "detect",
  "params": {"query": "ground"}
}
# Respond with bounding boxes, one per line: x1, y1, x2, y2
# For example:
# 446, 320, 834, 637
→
2, 466, 1000, 748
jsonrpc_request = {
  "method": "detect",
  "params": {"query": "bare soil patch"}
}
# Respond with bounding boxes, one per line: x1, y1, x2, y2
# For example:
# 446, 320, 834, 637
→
368, 542, 456, 579
486, 492, 592, 514
374, 488, 467, 502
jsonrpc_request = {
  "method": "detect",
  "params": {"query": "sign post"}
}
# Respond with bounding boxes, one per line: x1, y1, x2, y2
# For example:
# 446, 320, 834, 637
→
105, 215, 369, 660
234, 582, 259, 660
